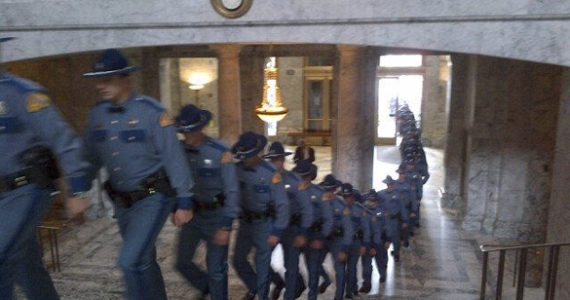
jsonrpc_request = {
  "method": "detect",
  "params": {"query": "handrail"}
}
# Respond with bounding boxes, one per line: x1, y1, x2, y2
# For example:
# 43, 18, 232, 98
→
481, 241, 570, 252
479, 241, 570, 300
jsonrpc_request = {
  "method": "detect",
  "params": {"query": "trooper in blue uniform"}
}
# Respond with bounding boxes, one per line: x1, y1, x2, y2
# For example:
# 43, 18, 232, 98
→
265, 143, 312, 300
396, 165, 418, 243
378, 176, 408, 262
173, 104, 239, 300
317, 175, 353, 300
359, 189, 385, 294
82, 49, 194, 300
291, 160, 333, 300
340, 184, 371, 299
0, 37, 91, 300
231, 132, 290, 300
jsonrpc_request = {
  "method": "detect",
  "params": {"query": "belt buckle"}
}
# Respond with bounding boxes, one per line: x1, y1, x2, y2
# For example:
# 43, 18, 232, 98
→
148, 187, 156, 194
14, 176, 29, 187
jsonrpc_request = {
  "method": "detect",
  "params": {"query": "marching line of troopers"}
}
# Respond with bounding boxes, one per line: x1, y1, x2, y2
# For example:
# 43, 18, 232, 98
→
0, 45, 429, 300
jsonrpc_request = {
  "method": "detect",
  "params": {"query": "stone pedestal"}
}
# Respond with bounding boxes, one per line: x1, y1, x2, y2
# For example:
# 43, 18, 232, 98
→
211, 44, 243, 146
331, 45, 375, 191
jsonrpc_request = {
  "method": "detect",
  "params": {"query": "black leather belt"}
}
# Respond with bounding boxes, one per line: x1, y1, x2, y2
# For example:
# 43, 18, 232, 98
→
241, 208, 275, 222
289, 214, 302, 226
104, 170, 173, 209
0, 171, 32, 193
194, 194, 225, 211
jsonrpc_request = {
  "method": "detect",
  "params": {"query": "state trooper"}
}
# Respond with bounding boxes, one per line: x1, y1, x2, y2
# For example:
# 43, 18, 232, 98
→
0, 37, 91, 300
396, 165, 418, 242
231, 132, 290, 300
264, 142, 312, 300
174, 104, 239, 300
340, 184, 370, 299
291, 160, 333, 300
359, 189, 388, 294
401, 159, 423, 228
378, 176, 408, 262
82, 49, 194, 300
317, 175, 353, 300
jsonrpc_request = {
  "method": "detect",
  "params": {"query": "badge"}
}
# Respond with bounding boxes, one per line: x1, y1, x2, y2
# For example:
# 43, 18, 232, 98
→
127, 118, 139, 127
204, 159, 212, 166
285, 184, 291, 190
26, 93, 51, 112
311, 195, 316, 200
0, 101, 8, 115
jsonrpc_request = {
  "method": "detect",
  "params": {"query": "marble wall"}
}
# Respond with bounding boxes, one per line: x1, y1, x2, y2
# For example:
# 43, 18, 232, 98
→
546, 68, 570, 300
421, 56, 450, 149
274, 57, 304, 140
1, 1, 569, 67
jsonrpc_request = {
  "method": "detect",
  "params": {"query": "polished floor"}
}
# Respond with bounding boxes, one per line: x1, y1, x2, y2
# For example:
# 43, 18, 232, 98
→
16, 146, 516, 299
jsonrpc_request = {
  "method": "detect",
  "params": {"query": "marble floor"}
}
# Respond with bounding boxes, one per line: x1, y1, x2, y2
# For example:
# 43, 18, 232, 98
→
15, 146, 541, 299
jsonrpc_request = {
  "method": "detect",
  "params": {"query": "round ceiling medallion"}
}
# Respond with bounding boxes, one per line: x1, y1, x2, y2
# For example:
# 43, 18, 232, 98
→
211, 0, 253, 19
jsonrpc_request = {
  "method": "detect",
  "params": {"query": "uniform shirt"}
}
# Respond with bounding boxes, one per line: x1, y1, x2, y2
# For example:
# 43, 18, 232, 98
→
282, 171, 313, 234
83, 92, 194, 209
348, 201, 371, 247
377, 189, 409, 223
365, 203, 388, 250
395, 180, 418, 214
330, 195, 354, 251
236, 160, 289, 237
0, 72, 89, 193
298, 183, 330, 239
183, 137, 239, 227
405, 168, 423, 199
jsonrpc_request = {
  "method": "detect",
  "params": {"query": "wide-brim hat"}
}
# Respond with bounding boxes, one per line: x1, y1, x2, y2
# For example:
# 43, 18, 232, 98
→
340, 183, 354, 196
292, 159, 317, 179
396, 164, 406, 173
83, 49, 140, 78
231, 131, 268, 160
263, 141, 292, 159
175, 104, 212, 133
364, 189, 378, 201
319, 174, 341, 190
0, 37, 15, 43
383, 175, 396, 184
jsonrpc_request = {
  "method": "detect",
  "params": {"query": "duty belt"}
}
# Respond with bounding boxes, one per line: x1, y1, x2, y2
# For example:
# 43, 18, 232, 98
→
353, 229, 363, 240
104, 170, 174, 209
241, 208, 275, 222
0, 170, 32, 193
194, 194, 225, 211
329, 227, 344, 238
289, 214, 302, 226
309, 219, 323, 233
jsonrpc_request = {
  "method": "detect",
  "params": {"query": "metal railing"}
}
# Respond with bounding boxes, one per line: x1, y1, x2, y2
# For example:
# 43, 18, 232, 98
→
479, 242, 570, 300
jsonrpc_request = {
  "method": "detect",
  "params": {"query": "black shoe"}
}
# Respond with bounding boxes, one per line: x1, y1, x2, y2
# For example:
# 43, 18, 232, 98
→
415, 223, 420, 228
345, 294, 353, 299
394, 254, 400, 262
359, 283, 371, 294
243, 290, 256, 300
410, 231, 415, 237
380, 275, 387, 283
403, 241, 409, 248
294, 281, 306, 298
318, 280, 331, 294
271, 283, 284, 300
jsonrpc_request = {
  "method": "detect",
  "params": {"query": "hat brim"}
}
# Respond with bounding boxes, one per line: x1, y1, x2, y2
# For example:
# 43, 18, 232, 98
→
263, 152, 293, 159
232, 135, 268, 160
383, 179, 395, 184
0, 37, 15, 43
82, 65, 140, 78
177, 110, 212, 133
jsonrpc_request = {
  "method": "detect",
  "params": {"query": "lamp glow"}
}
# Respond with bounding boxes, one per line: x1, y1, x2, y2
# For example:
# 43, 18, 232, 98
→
255, 58, 288, 123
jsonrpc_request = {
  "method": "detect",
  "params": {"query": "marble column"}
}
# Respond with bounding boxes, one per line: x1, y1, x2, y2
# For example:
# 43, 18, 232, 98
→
239, 52, 265, 135
211, 44, 243, 146
332, 45, 375, 191
442, 54, 471, 214
546, 67, 570, 299
141, 48, 160, 101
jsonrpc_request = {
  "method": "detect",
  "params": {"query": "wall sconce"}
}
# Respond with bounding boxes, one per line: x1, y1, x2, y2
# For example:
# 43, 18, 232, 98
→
255, 57, 288, 123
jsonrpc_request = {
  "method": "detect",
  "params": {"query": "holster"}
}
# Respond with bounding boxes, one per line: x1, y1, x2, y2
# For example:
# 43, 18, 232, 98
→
194, 193, 226, 211
19, 145, 60, 189
289, 213, 302, 226
309, 219, 323, 233
104, 169, 174, 209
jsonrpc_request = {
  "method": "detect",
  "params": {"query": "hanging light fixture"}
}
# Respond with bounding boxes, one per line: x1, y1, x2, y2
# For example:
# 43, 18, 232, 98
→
255, 57, 288, 123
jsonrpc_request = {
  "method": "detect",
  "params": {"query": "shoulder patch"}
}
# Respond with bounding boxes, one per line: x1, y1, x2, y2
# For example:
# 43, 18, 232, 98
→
343, 207, 351, 216
159, 112, 174, 127
272, 172, 282, 184
221, 151, 234, 164
26, 93, 51, 112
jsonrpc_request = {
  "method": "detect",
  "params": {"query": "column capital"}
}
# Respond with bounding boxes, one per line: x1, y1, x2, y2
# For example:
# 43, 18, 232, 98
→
210, 44, 243, 58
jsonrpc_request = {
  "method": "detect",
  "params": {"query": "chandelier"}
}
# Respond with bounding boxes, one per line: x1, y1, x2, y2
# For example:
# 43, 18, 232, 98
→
255, 57, 288, 123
